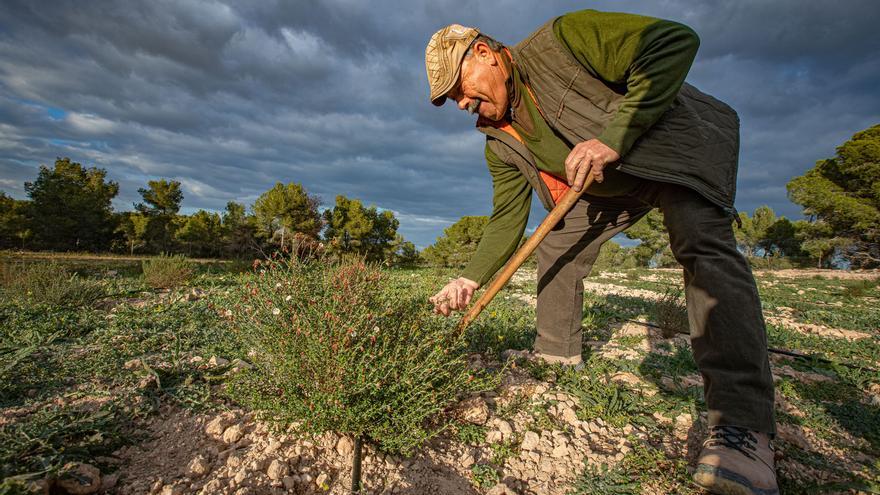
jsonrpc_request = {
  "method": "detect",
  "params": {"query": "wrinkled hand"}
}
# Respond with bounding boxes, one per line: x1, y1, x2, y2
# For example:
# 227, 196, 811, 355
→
564, 139, 621, 192
429, 277, 480, 316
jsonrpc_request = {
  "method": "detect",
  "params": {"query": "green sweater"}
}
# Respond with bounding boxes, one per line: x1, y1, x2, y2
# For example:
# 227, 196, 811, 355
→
461, 10, 699, 286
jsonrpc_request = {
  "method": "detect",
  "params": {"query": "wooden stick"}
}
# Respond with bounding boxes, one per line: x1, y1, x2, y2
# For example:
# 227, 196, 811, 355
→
456, 177, 594, 334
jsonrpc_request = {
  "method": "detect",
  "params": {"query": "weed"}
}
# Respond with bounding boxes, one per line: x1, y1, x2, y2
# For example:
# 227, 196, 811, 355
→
141, 254, 194, 289
470, 463, 500, 488
652, 287, 688, 338
0, 261, 106, 308
558, 367, 649, 428
455, 423, 486, 446
490, 439, 518, 466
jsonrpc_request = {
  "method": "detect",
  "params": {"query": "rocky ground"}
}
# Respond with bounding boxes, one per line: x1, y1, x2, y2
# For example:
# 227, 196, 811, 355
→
5, 266, 879, 494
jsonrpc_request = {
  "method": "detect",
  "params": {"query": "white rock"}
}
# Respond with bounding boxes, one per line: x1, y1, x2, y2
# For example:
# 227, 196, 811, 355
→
560, 406, 578, 426
521, 431, 540, 451
460, 396, 490, 425
208, 356, 230, 367
315, 472, 330, 489
267, 459, 288, 481
459, 452, 475, 468
123, 359, 142, 370
336, 436, 354, 457
486, 430, 503, 444
200, 479, 222, 494
222, 425, 244, 444
551, 445, 568, 458
486, 483, 517, 495
496, 420, 513, 437
206, 415, 233, 439
160, 485, 185, 495
187, 455, 211, 478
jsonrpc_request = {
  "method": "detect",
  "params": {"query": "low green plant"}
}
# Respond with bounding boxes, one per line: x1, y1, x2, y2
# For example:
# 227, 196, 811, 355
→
0, 261, 106, 308
223, 256, 496, 455
470, 463, 500, 488
141, 254, 194, 289
456, 423, 486, 446
558, 367, 647, 428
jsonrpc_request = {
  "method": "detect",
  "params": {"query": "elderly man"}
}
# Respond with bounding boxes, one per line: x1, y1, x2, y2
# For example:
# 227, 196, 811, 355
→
424, 9, 777, 495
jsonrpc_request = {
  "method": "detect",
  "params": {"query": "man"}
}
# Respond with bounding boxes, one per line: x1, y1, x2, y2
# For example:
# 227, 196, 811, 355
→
424, 9, 778, 495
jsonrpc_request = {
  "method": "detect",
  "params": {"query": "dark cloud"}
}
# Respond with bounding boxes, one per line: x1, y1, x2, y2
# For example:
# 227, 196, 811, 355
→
1, 0, 878, 248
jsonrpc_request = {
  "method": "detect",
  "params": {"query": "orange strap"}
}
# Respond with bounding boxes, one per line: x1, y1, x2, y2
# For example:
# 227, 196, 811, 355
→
491, 121, 570, 204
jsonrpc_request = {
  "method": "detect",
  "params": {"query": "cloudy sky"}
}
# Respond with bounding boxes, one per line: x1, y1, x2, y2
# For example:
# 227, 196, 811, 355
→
1, 1, 878, 248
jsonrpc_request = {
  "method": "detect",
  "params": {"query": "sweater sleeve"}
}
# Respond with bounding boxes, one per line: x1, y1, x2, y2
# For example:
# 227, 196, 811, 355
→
461, 144, 532, 286
553, 10, 700, 156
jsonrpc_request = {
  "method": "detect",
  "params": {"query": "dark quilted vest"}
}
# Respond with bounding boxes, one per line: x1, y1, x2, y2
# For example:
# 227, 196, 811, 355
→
480, 19, 740, 212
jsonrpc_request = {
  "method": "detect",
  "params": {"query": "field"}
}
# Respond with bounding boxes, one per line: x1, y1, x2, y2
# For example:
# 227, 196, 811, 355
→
1, 253, 878, 495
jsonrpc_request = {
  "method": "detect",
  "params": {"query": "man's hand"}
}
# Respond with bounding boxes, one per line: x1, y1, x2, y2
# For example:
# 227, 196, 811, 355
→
429, 277, 480, 316
564, 139, 621, 192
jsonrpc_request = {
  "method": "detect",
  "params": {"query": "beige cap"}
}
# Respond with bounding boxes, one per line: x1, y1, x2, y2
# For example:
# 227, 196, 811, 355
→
425, 24, 480, 106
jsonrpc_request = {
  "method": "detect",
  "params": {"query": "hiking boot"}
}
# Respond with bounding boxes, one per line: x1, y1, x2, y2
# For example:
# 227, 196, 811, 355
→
693, 426, 778, 495
502, 349, 584, 370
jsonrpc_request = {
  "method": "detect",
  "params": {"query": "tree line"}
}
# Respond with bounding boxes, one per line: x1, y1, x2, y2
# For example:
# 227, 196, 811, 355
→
423, 124, 879, 270
0, 158, 418, 264
2, 124, 877, 269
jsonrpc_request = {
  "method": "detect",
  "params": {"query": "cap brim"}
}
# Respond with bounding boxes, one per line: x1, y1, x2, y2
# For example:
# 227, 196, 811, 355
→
432, 95, 447, 106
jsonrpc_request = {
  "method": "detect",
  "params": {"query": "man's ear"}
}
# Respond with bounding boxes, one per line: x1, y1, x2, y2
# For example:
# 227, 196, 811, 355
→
473, 41, 498, 66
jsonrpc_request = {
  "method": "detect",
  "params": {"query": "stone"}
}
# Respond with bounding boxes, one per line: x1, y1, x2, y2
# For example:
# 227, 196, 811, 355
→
459, 452, 475, 468
209, 356, 230, 367
206, 415, 233, 439
486, 430, 503, 444
267, 459, 289, 481
187, 455, 211, 478
496, 420, 513, 438
486, 483, 517, 495
336, 436, 354, 457
226, 454, 242, 469
56, 463, 101, 495
124, 358, 142, 370
201, 480, 222, 494
160, 485, 185, 495
521, 431, 540, 451
551, 445, 568, 458
222, 424, 244, 444
460, 396, 490, 425
150, 479, 164, 494
560, 406, 578, 426
315, 472, 330, 489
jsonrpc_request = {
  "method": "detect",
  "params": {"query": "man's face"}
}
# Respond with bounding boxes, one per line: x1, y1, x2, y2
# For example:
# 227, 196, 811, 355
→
446, 42, 509, 121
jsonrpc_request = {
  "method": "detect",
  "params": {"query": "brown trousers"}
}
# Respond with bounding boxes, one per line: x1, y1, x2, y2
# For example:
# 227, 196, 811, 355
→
534, 181, 776, 434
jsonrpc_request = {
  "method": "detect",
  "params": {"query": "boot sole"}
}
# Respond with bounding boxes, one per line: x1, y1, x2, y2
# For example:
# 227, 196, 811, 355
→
693, 464, 779, 495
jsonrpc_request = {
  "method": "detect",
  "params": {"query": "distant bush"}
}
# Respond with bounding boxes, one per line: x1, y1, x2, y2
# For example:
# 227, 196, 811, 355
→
222, 256, 496, 455
141, 254, 193, 289
0, 261, 106, 308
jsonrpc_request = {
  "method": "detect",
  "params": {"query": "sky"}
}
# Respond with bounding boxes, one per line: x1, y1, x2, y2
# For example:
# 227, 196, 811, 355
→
1, 0, 878, 249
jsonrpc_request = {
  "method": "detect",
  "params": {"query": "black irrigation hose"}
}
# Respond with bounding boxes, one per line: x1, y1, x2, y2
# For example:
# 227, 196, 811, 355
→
621, 319, 878, 373
351, 436, 363, 494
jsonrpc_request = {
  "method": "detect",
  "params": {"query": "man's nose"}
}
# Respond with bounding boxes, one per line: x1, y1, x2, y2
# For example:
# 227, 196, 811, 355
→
457, 97, 471, 111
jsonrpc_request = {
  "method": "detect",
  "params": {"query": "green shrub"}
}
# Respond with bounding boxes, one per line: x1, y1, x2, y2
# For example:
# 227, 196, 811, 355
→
141, 254, 193, 289
222, 256, 496, 455
0, 261, 106, 308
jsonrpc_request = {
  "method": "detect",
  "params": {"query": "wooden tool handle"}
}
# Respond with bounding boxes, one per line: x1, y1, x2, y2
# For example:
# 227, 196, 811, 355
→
456, 176, 593, 334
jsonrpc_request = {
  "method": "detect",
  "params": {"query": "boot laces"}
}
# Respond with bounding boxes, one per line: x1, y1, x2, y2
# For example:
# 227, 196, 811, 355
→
705, 426, 759, 460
